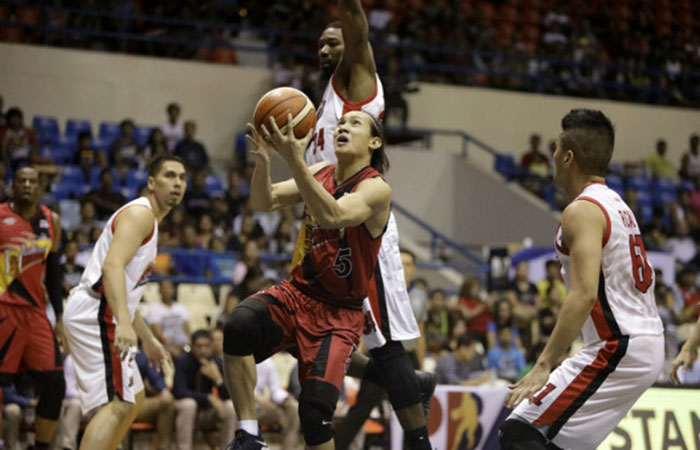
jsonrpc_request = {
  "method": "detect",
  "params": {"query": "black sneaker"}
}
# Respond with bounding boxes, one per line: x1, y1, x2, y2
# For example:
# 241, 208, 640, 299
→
416, 370, 436, 421
224, 429, 269, 450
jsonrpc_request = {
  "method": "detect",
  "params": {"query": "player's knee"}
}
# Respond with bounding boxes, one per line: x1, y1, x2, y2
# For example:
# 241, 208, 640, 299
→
298, 381, 338, 446
499, 419, 548, 450
223, 306, 262, 356
368, 341, 421, 409
35, 371, 65, 421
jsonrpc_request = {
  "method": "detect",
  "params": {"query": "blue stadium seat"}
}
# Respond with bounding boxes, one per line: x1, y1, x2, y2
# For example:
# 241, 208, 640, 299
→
608, 161, 623, 174
99, 122, 121, 142
65, 119, 92, 139
625, 175, 650, 191
89, 166, 122, 190
125, 169, 147, 190
32, 116, 60, 144
205, 175, 224, 196
494, 154, 520, 180
606, 174, 624, 194
636, 195, 653, 225
679, 179, 695, 192
51, 180, 81, 201
134, 125, 152, 146
48, 142, 75, 165
650, 179, 677, 206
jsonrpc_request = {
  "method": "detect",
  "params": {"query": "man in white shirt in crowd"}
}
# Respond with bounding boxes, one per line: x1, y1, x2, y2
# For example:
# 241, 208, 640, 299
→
160, 102, 184, 152
146, 280, 190, 356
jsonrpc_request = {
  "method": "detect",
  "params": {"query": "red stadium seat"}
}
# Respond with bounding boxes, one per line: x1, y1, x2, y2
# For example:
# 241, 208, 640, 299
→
0, 6, 11, 21
15, 7, 42, 25
0, 26, 24, 43
212, 47, 238, 65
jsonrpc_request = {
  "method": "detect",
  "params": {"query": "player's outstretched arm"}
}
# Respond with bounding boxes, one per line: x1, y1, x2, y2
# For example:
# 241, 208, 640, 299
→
671, 317, 700, 384
103, 205, 155, 359
247, 122, 327, 211
506, 200, 605, 408
336, 0, 376, 98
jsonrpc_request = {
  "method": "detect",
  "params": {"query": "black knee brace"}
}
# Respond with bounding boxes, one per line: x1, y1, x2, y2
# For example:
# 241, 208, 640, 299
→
367, 340, 421, 410
298, 379, 338, 446
500, 419, 559, 450
35, 370, 65, 421
223, 295, 284, 362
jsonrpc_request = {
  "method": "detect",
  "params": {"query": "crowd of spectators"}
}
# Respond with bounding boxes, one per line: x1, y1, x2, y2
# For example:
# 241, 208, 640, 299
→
2, 1, 699, 107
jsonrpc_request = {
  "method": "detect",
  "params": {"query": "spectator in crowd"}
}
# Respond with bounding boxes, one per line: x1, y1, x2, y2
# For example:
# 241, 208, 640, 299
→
425, 288, 452, 353
0, 162, 11, 203
642, 207, 671, 251
520, 133, 550, 177
109, 119, 144, 170
172, 223, 204, 277
435, 333, 491, 386
663, 220, 696, 264
183, 170, 212, 219
232, 239, 266, 300
670, 189, 699, 234
673, 267, 700, 324
174, 121, 209, 173
505, 260, 539, 331
645, 139, 676, 179
486, 298, 524, 351
224, 168, 250, 221
2, 384, 36, 450
625, 187, 645, 228
67, 199, 101, 236
228, 211, 266, 252
161, 102, 184, 152
398, 250, 428, 369
655, 278, 679, 368
486, 327, 527, 383
680, 133, 700, 180
269, 217, 297, 254
143, 127, 169, 163
60, 239, 84, 296
160, 205, 187, 248
133, 346, 176, 450
173, 329, 235, 450
1, 107, 39, 170
457, 276, 492, 346
147, 280, 191, 356
82, 168, 126, 220
74, 131, 106, 179
536, 259, 566, 308
196, 213, 215, 249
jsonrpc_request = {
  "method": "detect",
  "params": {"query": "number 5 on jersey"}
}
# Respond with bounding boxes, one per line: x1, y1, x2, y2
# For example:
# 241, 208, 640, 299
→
629, 234, 652, 293
333, 247, 352, 278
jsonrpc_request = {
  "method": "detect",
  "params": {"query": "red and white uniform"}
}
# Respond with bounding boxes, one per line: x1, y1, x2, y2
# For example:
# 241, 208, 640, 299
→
63, 197, 157, 412
304, 74, 419, 349
511, 182, 664, 449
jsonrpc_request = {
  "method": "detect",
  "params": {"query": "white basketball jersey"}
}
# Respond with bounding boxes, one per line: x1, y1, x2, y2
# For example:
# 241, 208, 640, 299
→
75, 197, 158, 321
305, 74, 385, 166
554, 182, 663, 347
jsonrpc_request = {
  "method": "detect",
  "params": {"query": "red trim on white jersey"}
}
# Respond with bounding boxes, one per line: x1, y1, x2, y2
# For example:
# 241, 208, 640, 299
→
577, 196, 612, 247
331, 76, 379, 113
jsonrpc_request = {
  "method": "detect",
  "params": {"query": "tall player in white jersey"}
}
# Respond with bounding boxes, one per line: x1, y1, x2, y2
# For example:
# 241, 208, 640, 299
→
305, 2, 433, 449
500, 110, 664, 450
62, 155, 187, 450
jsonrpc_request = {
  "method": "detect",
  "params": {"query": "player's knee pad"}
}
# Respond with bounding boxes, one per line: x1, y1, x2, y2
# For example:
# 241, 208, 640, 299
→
499, 419, 549, 450
223, 305, 262, 356
298, 380, 338, 446
35, 370, 65, 421
368, 340, 421, 409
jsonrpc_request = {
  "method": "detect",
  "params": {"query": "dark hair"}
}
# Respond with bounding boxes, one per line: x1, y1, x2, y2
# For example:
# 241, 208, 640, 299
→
78, 130, 92, 141
100, 168, 112, 179
456, 333, 476, 349
429, 288, 446, 299
545, 259, 559, 269
5, 107, 22, 121
120, 119, 135, 129
560, 109, 614, 176
367, 113, 389, 174
399, 248, 416, 263
191, 329, 212, 342
325, 20, 341, 30
147, 154, 186, 177
458, 275, 479, 299
167, 102, 180, 113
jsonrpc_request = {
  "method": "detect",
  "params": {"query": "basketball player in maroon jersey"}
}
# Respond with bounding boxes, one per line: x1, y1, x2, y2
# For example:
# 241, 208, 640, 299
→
0, 166, 65, 449
223, 110, 391, 450
311, 2, 434, 450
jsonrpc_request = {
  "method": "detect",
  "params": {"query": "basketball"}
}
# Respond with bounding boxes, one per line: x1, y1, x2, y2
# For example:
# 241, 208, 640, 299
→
253, 87, 316, 139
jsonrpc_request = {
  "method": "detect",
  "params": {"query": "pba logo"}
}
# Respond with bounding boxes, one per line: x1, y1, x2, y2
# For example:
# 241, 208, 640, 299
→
428, 392, 484, 450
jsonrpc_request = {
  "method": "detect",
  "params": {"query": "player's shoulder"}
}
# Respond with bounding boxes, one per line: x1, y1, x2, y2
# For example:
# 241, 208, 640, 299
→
356, 175, 391, 198
113, 203, 155, 233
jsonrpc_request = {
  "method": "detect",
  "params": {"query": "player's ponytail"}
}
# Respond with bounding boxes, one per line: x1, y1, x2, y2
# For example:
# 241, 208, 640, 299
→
368, 114, 389, 174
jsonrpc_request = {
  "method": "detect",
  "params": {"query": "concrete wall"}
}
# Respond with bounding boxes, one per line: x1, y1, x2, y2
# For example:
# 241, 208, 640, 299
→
0, 43, 272, 164
407, 84, 700, 165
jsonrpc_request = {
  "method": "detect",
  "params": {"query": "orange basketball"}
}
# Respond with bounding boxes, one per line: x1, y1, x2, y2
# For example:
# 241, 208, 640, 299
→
253, 87, 316, 139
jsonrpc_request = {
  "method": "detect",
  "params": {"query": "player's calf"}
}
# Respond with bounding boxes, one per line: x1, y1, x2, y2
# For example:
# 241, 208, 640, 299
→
298, 380, 338, 447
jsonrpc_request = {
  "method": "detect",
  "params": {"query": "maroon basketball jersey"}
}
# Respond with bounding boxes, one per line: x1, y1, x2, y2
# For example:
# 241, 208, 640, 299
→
291, 165, 385, 309
0, 203, 54, 309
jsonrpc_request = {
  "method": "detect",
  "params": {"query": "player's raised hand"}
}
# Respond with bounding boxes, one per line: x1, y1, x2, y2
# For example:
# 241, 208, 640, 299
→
505, 361, 550, 409
265, 114, 314, 163
670, 341, 698, 384
246, 123, 273, 165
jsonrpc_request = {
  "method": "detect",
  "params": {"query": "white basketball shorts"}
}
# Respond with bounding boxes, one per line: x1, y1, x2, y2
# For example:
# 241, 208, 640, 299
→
509, 334, 664, 449
62, 289, 144, 414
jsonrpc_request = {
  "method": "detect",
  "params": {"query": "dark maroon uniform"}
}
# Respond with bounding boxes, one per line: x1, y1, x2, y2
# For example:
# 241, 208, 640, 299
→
244, 164, 385, 390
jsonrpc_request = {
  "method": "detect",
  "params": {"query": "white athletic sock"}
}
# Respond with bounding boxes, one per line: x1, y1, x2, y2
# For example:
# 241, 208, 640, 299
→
239, 420, 259, 436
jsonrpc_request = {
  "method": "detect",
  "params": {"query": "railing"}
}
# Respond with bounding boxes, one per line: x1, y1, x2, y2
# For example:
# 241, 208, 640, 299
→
386, 125, 502, 159
2, 2, 698, 105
